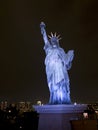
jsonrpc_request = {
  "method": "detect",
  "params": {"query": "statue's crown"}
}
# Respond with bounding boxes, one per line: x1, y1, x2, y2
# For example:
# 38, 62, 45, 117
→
48, 32, 61, 41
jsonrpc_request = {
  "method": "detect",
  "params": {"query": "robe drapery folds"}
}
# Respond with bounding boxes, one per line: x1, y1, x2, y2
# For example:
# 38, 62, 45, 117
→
44, 45, 74, 104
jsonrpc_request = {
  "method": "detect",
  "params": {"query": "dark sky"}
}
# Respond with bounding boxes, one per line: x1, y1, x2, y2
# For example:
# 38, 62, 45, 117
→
0, 0, 98, 104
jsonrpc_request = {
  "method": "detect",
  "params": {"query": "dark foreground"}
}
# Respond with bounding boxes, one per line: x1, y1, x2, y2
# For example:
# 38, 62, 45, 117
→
0, 110, 39, 130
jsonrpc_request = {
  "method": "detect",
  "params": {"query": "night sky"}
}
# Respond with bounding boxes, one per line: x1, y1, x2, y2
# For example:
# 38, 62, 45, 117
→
1, 0, 98, 104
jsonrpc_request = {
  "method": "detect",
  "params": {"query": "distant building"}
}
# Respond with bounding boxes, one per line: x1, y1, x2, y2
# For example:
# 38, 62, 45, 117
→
17, 101, 33, 112
0, 101, 8, 111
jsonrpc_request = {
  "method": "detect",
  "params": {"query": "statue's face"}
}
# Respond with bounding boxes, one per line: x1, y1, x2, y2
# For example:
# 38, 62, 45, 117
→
50, 37, 59, 47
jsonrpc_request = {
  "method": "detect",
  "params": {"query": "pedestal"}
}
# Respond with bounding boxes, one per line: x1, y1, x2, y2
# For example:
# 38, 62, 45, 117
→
33, 104, 87, 130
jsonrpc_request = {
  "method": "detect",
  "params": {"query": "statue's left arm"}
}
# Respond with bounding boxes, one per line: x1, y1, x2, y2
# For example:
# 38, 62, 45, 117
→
65, 50, 74, 70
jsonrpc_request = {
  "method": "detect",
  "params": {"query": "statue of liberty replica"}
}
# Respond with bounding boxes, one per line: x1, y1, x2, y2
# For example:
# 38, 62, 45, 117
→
40, 22, 74, 104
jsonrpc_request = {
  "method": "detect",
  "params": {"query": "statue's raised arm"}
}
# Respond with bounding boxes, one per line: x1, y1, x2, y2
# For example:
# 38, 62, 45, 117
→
40, 22, 49, 45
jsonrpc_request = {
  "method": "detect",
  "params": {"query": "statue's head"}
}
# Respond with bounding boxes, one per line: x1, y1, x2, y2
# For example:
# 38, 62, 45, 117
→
48, 32, 61, 47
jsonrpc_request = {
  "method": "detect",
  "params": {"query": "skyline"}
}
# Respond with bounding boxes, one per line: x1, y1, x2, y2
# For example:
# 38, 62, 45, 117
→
0, 0, 98, 104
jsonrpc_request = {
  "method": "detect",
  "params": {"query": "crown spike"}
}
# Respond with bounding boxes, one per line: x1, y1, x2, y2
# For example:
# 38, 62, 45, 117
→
57, 34, 60, 38
54, 32, 57, 37
48, 35, 52, 38
51, 32, 53, 37
58, 37, 62, 41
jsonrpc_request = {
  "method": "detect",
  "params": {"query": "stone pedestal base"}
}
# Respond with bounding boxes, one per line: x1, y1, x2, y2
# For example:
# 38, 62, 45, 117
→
33, 104, 87, 130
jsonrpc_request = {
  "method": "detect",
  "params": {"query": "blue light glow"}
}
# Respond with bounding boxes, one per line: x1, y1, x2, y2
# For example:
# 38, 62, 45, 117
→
40, 22, 74, 104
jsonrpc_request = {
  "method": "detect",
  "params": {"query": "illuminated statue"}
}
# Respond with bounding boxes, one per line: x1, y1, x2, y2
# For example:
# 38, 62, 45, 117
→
40, 22, 74, 104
